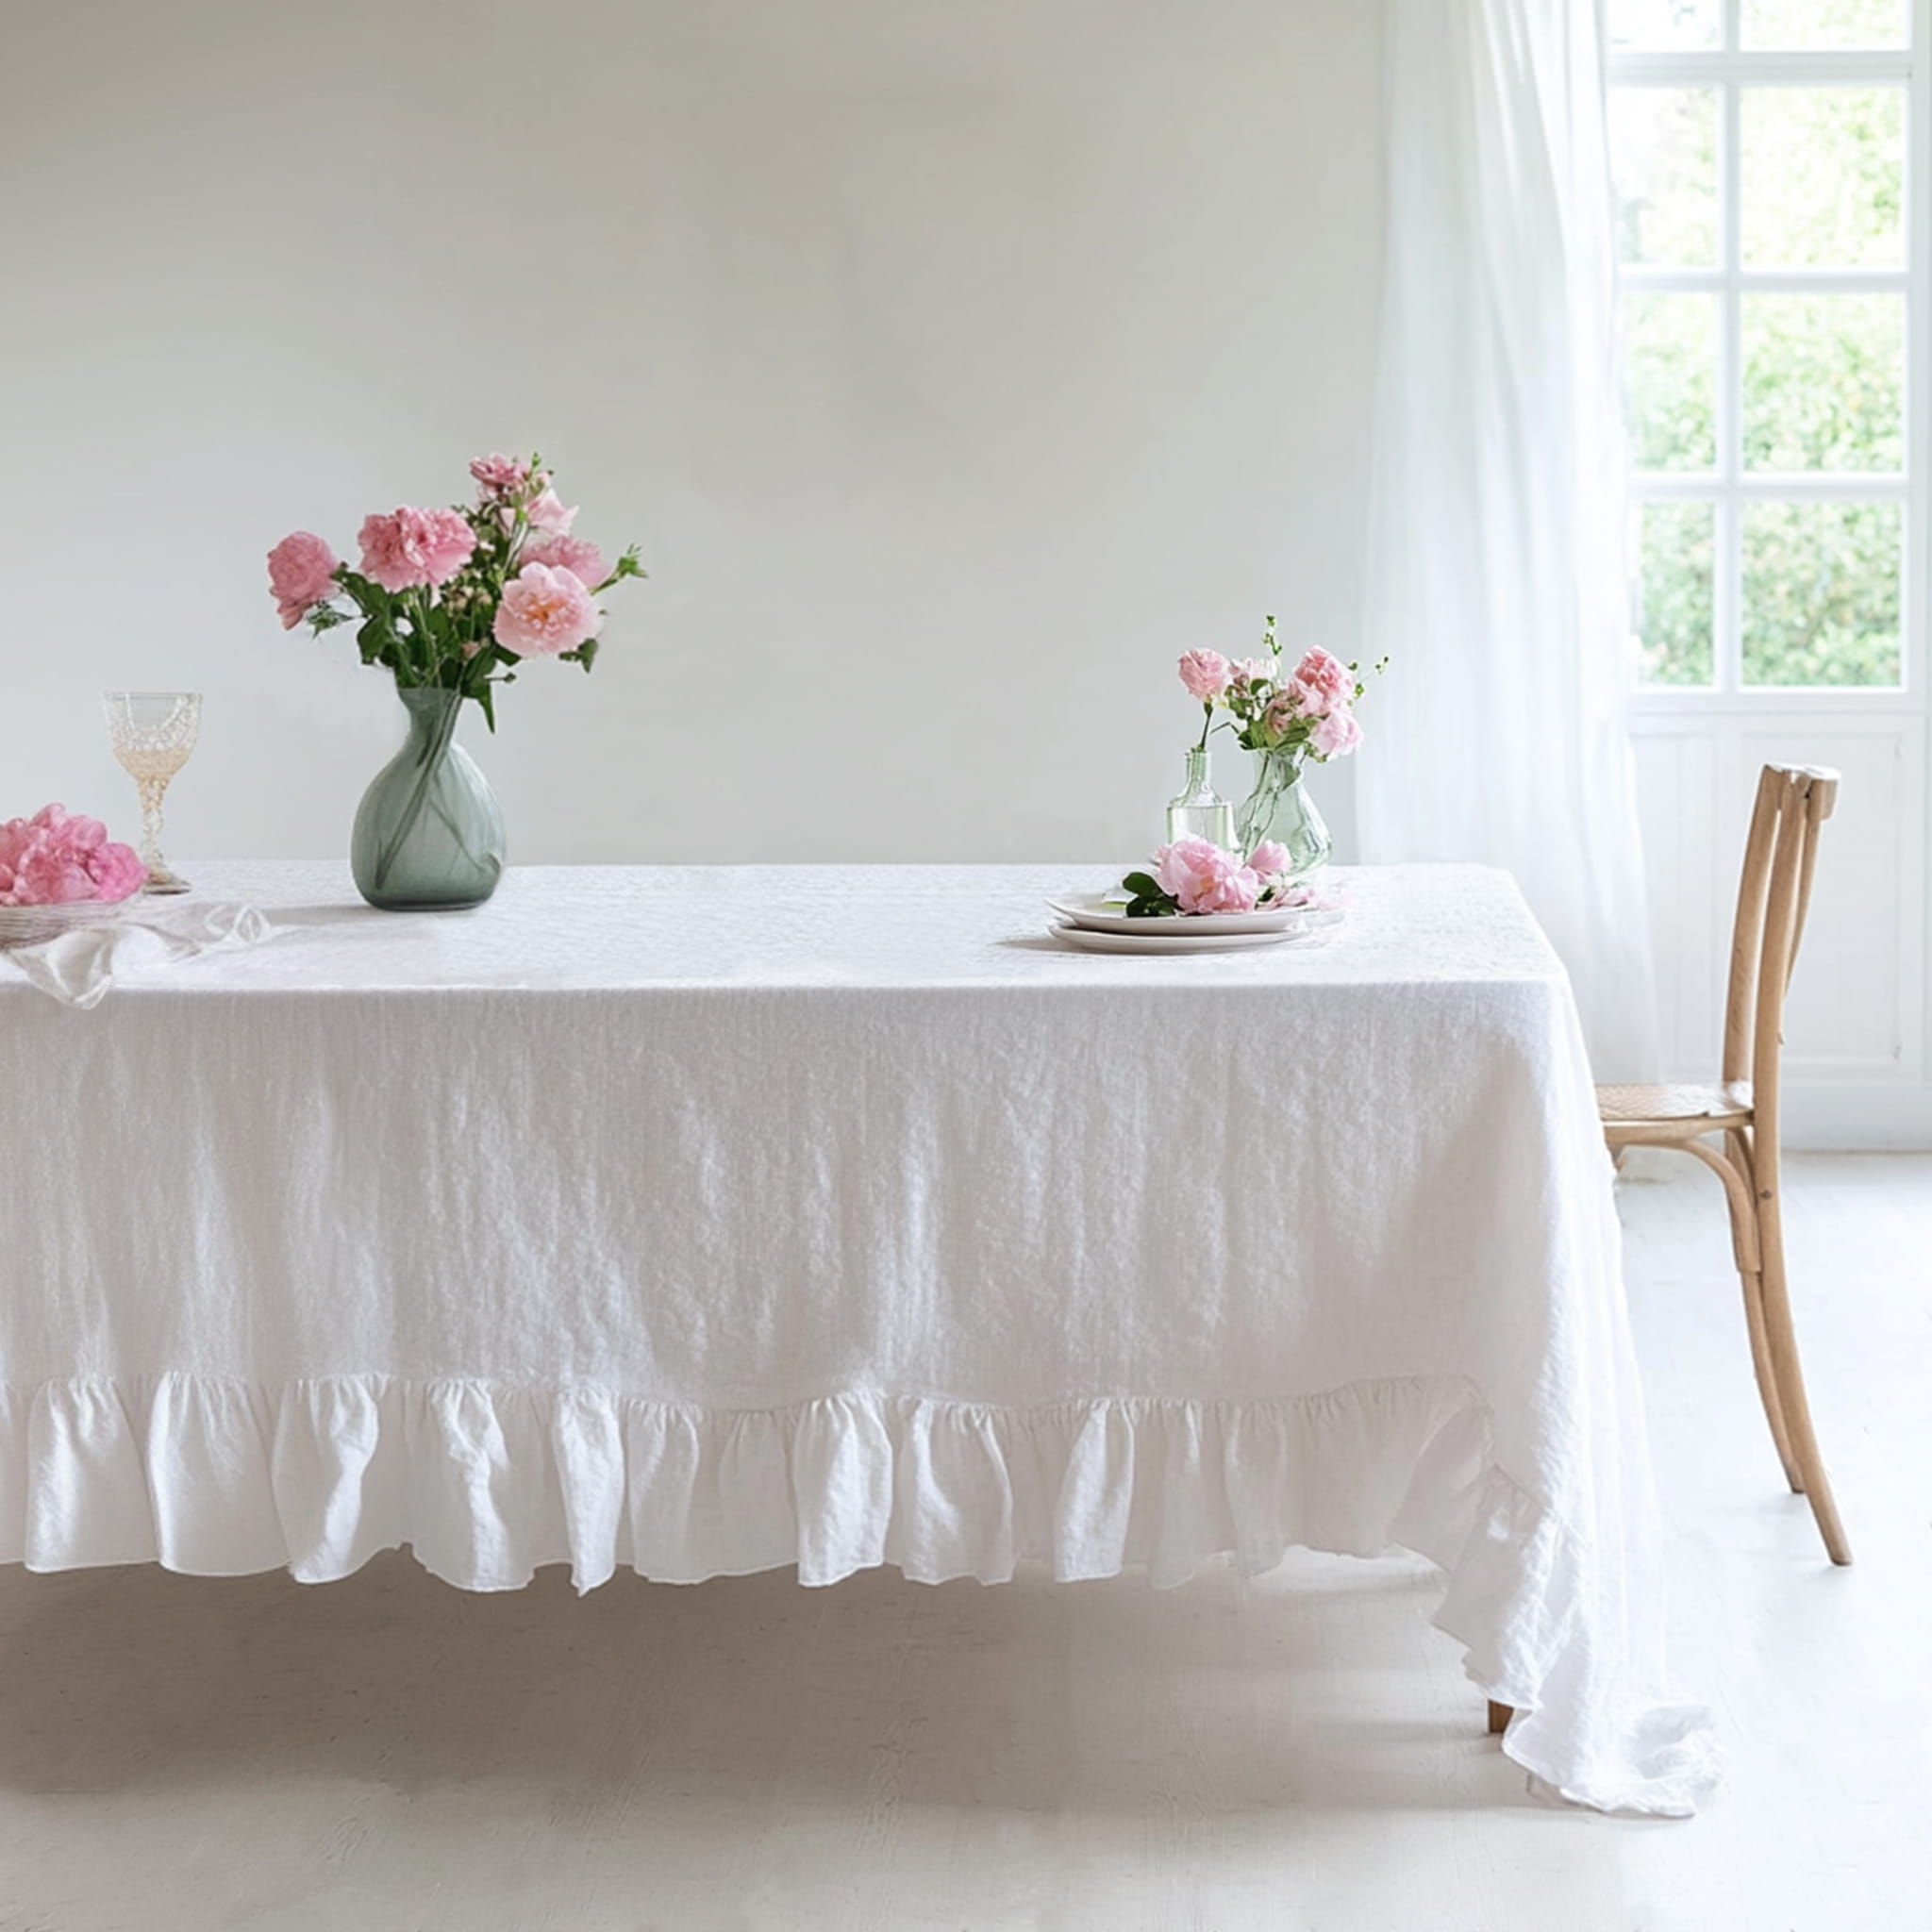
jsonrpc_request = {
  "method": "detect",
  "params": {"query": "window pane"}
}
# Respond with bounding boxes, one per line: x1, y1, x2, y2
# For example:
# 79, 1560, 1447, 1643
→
1607, 0, 1721, 48
1743, 294, 1905, 472
1742, 502, 1902, 686
1610, 89, 1719, 267
1623, 293, 1718, 471
1634, 501, 1716, 686
1742, 0, 1907, 48
1741, 88, 1905, 267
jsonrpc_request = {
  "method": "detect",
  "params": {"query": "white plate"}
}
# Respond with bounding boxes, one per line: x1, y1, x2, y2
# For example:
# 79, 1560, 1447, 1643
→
1047, 891, 1315, 937
1049, 920, 1309, 955
0, 898, 137, 950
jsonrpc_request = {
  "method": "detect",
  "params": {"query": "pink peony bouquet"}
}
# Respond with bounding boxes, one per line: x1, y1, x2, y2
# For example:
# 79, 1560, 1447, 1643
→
1176, 617, 1383, 762
1120, 836, 1312, 919
0, 805, 147, 908
266, 453, 646, 727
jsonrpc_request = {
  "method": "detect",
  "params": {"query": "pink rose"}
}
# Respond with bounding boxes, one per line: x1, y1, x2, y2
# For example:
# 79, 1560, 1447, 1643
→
521, 534, 607, 587
1247, 840, 1292, 879
357, 507, 477, 593
492, 561, 603, 657
88, 837, 148, 901
1263, 691, 1303, 737
1229, 658, 1271, 688
469, 452, 531, 497
1177, 650, 1232, 702
0, 804, 146, 906
1153, 835, 1261, 916
524, 487, 577, 537
1310, 707, 1362, 758
266, 530, 340, 629
1288, 647, 1353, 719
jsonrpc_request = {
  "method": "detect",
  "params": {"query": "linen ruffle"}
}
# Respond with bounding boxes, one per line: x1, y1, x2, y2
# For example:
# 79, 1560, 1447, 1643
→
0, 1372, 1716, 1815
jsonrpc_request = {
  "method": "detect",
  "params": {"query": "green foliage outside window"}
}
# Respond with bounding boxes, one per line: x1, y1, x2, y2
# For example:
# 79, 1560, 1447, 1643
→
1614, 82, 1907, 688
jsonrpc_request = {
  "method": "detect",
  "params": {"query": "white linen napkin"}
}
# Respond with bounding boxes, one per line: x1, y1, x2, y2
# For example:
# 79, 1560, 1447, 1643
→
6, 902, 276, 1008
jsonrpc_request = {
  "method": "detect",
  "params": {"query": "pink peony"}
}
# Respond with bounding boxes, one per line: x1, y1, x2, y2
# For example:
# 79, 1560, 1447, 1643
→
1247, 840, 1292, 879
1177, 649, 1232, 702
357, 506, 477, 593
521, 534, 607, 587
1310, 707, 1362, 758
492, 562, 603, 657
469, 452, 531, 497
1153, 835, 1262, 916
1288, 647, 1354, 719
524, 487, 577, 537
1263, 691, 1303, 737
0, 804, 146, 907
266, 530, 340, 629
89, 837, 149, 901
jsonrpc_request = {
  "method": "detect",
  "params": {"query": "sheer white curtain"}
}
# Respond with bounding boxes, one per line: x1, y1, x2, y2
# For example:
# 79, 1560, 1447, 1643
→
1357, 0, 1658, 1081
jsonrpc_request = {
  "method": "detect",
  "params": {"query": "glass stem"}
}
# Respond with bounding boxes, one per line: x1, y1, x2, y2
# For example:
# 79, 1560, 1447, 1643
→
137, 777, 169, 873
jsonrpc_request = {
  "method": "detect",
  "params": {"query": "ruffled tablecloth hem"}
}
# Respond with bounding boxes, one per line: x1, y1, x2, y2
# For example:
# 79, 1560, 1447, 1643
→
0, 1371, 1718, 1816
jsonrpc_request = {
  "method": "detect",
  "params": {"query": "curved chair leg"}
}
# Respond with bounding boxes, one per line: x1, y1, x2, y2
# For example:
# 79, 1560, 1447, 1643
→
1677, 1135, 1805, 1494
1739, 1269, 1804, 1494
1755, 1192, 1852, 1565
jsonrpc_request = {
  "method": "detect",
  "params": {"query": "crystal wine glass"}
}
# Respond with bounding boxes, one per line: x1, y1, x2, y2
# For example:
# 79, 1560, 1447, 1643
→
103, 691, 202, 894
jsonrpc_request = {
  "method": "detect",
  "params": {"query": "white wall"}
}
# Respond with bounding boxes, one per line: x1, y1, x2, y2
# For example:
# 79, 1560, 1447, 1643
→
0, 0, 1383, 867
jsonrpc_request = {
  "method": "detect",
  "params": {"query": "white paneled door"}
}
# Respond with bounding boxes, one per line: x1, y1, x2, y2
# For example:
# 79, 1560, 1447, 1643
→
1611, 0, 1932, 1147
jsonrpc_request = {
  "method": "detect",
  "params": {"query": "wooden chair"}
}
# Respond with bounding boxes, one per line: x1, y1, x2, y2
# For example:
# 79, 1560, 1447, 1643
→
1597, 763, 1850, 1565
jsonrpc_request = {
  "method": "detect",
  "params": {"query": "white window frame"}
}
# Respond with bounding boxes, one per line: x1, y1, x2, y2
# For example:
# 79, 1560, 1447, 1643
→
1609, 0, 1930, 716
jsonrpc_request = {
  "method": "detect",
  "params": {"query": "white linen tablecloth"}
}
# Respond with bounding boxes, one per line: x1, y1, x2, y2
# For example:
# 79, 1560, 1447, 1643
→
0, 861, 1717, 1814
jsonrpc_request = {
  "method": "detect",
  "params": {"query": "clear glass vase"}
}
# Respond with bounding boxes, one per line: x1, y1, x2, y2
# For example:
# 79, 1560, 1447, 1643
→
350, 688, 506, 911
1165, 747, 1236, 849
1234, 747, 1332, 877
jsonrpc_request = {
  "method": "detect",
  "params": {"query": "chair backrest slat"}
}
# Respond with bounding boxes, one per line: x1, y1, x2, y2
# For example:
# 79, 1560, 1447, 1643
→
1722, 762, 1840, 1115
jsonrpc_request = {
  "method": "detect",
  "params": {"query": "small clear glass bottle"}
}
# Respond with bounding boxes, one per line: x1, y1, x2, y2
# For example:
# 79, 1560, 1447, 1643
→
1165, 747, 1236, 849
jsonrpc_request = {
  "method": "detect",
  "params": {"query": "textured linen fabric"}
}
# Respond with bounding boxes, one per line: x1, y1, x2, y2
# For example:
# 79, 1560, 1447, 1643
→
0, 860, 1717, 1815
8, 901, 275, 1008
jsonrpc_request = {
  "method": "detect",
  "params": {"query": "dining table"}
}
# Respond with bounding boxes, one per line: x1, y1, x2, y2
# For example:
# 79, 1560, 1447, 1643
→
0, 859, 1719, 1815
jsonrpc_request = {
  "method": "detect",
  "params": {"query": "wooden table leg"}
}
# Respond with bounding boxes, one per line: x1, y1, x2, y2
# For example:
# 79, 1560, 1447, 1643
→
1487, 1700, 1511, 1736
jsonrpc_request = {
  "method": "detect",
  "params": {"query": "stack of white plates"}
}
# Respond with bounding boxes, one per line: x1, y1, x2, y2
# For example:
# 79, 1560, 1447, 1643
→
0, 898, 137, 950
1045, 891, 1322, 955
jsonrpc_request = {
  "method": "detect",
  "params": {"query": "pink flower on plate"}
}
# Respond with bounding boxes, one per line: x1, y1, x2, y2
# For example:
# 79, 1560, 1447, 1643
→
358, 507, 477, 593
521, 534, 607, 587
1153, 835, 1261, 916
1310, 707, 1363, 758
524, 487, 577, 537
266, 530, 339, 629
492, 562, 603, 657
1288, 647, 1353, 719
1177, 649, 1232, 702
0, 804, 146, 907
88, 837, 147, 901
1247, 839, 1292, 879
469, 452, 530, 497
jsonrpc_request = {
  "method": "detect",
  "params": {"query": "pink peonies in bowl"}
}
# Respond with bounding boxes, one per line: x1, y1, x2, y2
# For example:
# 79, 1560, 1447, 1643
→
0, 805, 146, 908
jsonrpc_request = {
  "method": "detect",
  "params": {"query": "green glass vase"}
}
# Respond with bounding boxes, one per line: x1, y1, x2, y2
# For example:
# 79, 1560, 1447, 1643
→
350, 688, 506, 911
1234, 747, 1332, 877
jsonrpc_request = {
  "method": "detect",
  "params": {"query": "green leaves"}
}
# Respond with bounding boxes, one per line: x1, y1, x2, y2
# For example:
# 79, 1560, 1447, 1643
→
1120, 870, 1179, 919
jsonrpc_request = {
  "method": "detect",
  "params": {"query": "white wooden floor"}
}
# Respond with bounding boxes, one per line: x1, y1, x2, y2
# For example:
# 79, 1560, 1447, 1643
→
2, 1154, 1927, 1930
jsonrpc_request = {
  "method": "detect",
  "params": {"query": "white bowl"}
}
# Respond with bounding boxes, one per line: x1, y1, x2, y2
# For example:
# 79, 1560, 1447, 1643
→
0, 898, 139, 950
